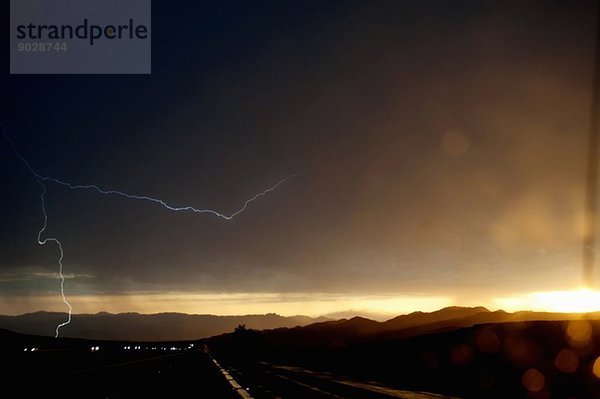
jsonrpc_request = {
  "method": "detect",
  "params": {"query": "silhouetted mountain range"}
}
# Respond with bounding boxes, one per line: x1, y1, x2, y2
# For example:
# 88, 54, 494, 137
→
212, 306, 600, 350
0, 311, 328, 341
2, 306, 598, 342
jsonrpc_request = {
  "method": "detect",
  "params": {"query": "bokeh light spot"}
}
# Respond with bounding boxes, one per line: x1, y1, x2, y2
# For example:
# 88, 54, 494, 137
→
477, 329, 500, 353
451, 343, 472, 366
566, 320, 592, 348
522, 368, 545, 392
554, 348, 579, 373
592, 357, 600, 378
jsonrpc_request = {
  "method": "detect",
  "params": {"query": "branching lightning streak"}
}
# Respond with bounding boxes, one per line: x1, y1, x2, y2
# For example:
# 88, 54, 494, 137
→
3, 128, 297, 336
38, 184, 72, 338
31, 173, 298, 220
3, 131, 73, 337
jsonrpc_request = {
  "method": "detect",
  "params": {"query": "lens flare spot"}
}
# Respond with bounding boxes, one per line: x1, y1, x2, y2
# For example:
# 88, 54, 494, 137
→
451, 344, 472, 366
593, 357, 600, 378
566, 320, 592, 348
477, 329, 500, 353
521, 368, 545, 392
554, 349, 579, 373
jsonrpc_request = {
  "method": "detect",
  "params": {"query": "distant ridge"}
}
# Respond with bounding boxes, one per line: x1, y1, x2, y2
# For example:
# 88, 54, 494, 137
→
210, 306, 600, 350
3, 306, 599, 342
0, 311, 328, 341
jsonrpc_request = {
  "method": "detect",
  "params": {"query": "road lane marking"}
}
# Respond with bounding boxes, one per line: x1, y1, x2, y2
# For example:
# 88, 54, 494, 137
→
270, 365, 461, 399
210, 355, 254, 399
266, 370, 346, 399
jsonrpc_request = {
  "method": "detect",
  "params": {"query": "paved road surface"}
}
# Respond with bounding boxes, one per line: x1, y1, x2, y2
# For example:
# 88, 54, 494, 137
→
12, 350, 238, 398
11, 345, 459, 398
221, 361, 460, 399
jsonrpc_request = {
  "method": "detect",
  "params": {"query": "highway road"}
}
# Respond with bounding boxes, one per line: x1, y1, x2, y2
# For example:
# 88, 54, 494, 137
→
12, 349, 238, 398
10, 342, 459, 398
217, 360, 461, 399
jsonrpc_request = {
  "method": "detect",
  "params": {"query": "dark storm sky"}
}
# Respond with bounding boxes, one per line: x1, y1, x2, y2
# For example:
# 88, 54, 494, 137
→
1, 1, 599, 314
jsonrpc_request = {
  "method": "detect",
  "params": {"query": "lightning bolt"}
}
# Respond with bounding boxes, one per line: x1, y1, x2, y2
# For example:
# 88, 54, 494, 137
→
3, 129, 297, 336
30, 173, 297, 220
38, 184, 72, 338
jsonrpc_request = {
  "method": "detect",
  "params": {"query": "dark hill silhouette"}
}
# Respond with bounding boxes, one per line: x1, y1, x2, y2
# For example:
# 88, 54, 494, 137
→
211, 306, 600, 350
265, 316, 383, 349
383, 306, 490, 329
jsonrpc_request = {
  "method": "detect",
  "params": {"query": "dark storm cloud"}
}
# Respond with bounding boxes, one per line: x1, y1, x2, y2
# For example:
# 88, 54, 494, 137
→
1, 1, 597, 302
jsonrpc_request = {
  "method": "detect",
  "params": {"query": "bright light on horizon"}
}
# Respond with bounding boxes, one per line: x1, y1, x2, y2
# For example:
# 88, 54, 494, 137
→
494, 288, 600, 313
